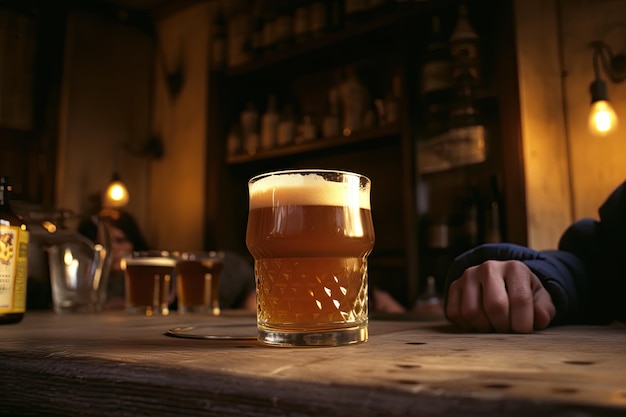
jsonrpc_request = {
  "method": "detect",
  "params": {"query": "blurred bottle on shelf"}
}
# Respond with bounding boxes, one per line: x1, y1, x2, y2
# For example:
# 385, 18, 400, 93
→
273, 3, 294, 50
293, 1, 311, 43
448, 70, 486, 167
226, 10, 252, 67
240, 101, 259, 155
226, 125, 242, 157
277, 104, 296, 146
309, 1, 328, 38
449, 2, 480, 84
322, 87, 341, 138
260, 4, 277, 51
420, 16, 453, 139
339, 66, 368, 136
449, 2, 482, 131
296, 114, 317, 143
210, 5, 227, 72
447, 4, 485, 170
363, 101, 377, 129
449, 71, 481, 129
382, 73, 402, 125
260, 95, 279, 150
248, 0, 265, 58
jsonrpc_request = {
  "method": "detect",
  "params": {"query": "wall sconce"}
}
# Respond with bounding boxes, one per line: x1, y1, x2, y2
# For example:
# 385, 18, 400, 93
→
103, 172, 129, 208
588, 41, 626, 137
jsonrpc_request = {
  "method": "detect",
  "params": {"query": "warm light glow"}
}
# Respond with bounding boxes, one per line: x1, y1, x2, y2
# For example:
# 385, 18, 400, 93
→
42, 221, 57, 233
104, 179, 130, 208
588, 100, 619, 137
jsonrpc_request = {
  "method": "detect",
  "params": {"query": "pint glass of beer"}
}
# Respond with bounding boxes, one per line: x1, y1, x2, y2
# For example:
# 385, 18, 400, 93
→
246, 169, 374, 346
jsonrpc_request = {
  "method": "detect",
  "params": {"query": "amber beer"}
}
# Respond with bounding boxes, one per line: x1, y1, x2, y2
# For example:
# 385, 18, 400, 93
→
176, 252, 225, 315
122, 254, 177, 316
246, 169, 374, 346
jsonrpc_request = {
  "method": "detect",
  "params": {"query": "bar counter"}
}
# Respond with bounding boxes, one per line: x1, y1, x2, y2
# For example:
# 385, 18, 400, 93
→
1, 311, 625, 417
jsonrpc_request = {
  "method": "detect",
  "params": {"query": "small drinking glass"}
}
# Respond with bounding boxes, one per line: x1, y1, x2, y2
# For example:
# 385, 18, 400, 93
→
176, 251, 225, 315
46, 220, 112, 314
121, 250, 177, 316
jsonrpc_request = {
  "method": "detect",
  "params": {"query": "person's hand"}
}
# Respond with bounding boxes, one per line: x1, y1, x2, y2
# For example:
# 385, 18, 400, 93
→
445, 260, 556, 333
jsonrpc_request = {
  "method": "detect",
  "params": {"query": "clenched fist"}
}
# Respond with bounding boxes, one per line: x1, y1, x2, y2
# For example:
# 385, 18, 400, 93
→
445, 260, 556, 333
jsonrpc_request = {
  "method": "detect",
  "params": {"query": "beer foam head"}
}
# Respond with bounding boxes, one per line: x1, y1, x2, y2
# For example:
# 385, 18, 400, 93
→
121, 256, 177, 269
249, 170, 371, 209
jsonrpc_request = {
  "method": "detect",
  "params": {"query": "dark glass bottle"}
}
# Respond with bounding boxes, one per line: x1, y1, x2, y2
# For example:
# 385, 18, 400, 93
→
421, 16, 453, 139
449, 70, 480, 129
0, 177, 29, 324
449, 3, 480, 84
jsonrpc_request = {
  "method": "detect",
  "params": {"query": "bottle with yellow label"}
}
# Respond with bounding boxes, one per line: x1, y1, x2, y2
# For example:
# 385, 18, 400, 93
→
0, 177, 28, 324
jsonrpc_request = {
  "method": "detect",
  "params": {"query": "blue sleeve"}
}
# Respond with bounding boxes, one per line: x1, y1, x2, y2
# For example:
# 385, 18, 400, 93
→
560, 190, 626, 324
445, 243, 587, 325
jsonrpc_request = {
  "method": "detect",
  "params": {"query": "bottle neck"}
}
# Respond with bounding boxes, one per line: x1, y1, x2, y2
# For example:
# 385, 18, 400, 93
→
0, 183, 8, 207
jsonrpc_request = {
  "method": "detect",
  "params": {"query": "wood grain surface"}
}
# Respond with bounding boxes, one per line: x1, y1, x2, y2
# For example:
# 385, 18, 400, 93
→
0, 311, 625, 417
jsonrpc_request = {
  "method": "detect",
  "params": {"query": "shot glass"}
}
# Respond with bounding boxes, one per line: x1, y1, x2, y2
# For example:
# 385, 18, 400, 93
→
121, 250, 177, 316
246, 169, 375, 346
176, 251, 225, 315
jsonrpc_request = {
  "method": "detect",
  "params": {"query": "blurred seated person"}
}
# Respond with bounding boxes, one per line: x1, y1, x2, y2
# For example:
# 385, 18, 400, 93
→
79, 207, 257, 312
217, 251, 257, 311
79, 208, 149, 310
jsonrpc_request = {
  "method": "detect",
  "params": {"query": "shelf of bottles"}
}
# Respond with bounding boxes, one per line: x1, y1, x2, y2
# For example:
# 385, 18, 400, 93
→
224, 61, 404, 165
413, 1, 507, 294
210, 0, 447, 166
226, 123, 401, 164
416, 2, 491, 175
211, 0, 457, 77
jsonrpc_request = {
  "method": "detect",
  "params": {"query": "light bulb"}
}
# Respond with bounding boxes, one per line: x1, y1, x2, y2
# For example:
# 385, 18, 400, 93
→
104, 174, 129, 208
588, 100, 618, 137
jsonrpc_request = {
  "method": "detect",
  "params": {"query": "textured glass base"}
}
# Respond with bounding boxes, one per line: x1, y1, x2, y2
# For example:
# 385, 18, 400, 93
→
258, 322, 368, 347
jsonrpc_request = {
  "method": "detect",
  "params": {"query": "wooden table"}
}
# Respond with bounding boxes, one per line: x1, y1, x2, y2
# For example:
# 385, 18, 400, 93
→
1, 311, 625, 417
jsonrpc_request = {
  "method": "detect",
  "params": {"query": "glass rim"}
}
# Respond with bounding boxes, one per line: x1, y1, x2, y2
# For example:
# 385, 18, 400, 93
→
249, 169, 370, 184
131, 250, 180, 258
179, 250, 225, 261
